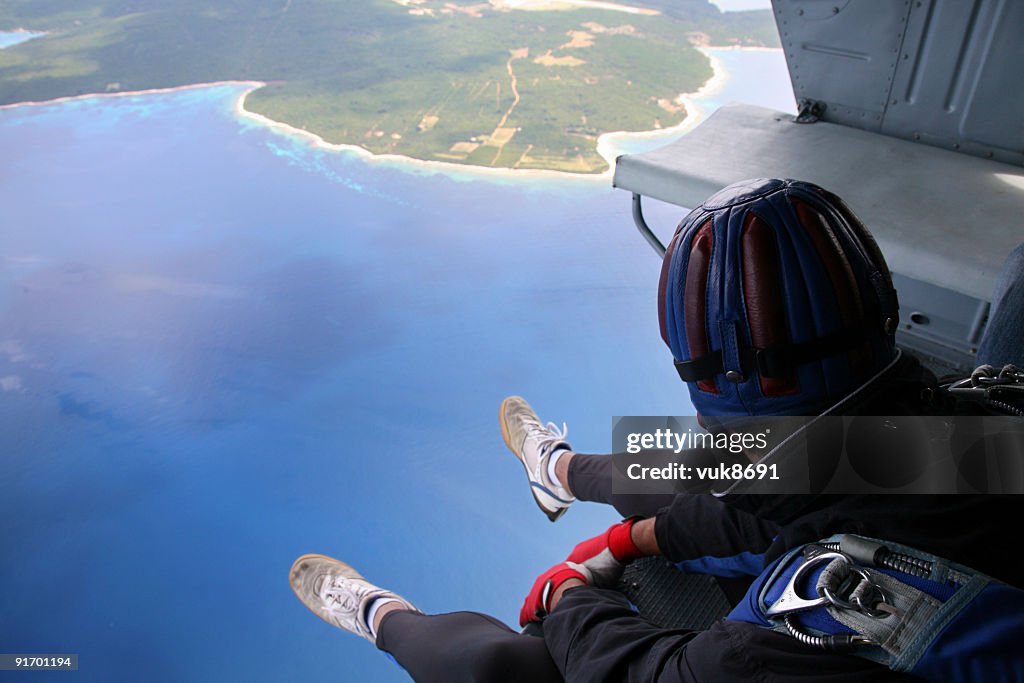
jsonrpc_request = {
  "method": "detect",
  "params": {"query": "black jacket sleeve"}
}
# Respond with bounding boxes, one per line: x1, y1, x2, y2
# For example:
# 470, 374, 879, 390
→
542, 586, 699, 683
653, 493, 779, 567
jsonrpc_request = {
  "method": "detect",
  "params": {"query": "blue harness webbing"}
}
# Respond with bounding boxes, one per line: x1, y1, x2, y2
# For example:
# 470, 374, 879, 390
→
727, 534, 1024, 682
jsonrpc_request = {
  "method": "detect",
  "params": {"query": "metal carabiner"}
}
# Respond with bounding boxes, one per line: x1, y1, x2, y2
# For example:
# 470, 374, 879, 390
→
765, 552, 850, 618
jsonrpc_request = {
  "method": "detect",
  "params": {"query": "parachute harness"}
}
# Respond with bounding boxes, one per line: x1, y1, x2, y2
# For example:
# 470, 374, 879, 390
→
761, 537, 963, 653
946, 363, 1024, 416
727, 532, 1024, 680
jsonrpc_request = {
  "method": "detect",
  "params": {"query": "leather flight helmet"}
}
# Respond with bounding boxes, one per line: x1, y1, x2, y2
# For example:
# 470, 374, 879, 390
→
658, 178, 900, 418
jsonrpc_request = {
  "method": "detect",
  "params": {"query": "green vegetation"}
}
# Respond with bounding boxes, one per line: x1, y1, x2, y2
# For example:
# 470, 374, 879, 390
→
0, 0, 777, 173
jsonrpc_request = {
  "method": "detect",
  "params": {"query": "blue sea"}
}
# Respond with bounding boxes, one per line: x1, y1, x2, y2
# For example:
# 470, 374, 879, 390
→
0, 40, 792, 681
0, 31, 44, 49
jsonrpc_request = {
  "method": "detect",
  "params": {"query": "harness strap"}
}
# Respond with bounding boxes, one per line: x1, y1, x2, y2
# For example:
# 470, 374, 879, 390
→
727, 534, 1024, 682
674, 327, 873, 382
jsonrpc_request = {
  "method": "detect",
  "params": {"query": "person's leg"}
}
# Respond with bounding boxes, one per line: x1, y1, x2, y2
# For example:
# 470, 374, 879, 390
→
290, 554, 563, 683
564, 451, 677, 518
543, 584, 895, 683
542, 585, 701, 683
377, 610, 562, 683
976, 242, 1024, 367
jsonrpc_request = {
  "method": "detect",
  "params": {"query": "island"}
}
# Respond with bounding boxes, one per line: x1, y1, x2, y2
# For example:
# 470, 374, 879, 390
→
0, 0, 778, 173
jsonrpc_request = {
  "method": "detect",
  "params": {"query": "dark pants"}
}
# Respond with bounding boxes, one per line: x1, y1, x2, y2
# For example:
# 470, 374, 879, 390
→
376, 610, 562, 683
567, 447, 681, 518
373, 454, 644, 683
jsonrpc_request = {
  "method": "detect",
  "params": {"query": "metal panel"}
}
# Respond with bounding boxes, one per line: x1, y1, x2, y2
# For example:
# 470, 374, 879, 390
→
884, 0, 1024, 165
892, 273, 988, 374
772, 0, 1024, 166
773, 0, 912, 130
611, 104, 1024, 301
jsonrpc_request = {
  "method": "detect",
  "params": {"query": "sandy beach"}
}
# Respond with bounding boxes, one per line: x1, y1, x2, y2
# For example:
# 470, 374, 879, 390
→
231, 44, 740, 181
596, 46, 731, 166
0, 80, 265, 111
0, 45, 780, 182
232, 84, 608, 183
489, 0, 659, 15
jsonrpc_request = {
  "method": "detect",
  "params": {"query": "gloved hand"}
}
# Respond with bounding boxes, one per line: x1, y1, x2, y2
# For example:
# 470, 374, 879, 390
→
519, 518, 646, 626
520, 562, 591, 626
564, 517, 644, 587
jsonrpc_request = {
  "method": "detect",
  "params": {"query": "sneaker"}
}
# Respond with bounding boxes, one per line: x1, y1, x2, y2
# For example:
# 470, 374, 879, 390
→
499, 396, 576, 521
289, 554, 418, 643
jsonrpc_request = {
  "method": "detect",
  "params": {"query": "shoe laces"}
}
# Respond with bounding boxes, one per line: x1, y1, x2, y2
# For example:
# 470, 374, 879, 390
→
524, 418, 569, 460
320, 576, 368, 630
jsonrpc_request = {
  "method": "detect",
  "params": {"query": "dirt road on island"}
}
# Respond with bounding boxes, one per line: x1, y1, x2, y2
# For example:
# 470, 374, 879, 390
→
488, 49, 527, 164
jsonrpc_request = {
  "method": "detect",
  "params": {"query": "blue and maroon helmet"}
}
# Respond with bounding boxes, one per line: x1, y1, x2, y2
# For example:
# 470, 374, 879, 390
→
658, 178, 900, 418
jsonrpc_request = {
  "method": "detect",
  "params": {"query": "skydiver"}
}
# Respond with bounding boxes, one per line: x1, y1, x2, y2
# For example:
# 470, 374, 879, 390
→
289, 179, 1024, 682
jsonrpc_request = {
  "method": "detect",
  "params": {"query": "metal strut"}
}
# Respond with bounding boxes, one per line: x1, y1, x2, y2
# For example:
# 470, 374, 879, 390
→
632, 193, 666, 257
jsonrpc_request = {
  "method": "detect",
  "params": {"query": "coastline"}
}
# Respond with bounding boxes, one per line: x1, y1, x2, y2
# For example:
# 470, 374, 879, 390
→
0, 28, 49, 49
233, 84, 609, 183
596, 46, 730, 165
233, 44, 738, 182
0, 45, 775, 181
489, 0, 660, 15
0, 80, 266, 111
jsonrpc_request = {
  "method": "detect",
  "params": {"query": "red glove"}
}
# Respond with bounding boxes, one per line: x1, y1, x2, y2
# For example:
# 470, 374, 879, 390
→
565, 517, 644, 587
520, 562, 590, 626
519, 519, 646, 626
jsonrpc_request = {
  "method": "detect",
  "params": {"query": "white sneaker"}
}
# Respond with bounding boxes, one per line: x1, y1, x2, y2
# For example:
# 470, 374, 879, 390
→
289, 554, 418, 643
499, 396, 576, 521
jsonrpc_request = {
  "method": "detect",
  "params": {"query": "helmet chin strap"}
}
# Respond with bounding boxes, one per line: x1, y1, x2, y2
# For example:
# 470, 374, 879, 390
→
710, 349, 904, 499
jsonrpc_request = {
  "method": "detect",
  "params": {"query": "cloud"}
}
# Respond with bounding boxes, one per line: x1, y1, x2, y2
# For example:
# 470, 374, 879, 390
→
0, 340, 31, 363
113, 274, 247, 300
0, 375, 23, 391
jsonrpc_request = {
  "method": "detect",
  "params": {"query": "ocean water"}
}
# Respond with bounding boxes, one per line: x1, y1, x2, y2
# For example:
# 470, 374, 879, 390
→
0, 50, 791, 681
711, 0, 772, 11
0, 30, 45, 49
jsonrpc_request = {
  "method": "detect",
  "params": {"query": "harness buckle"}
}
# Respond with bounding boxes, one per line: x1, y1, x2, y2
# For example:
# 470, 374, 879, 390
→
765, 552, 848, 618
765, 551, 890, 620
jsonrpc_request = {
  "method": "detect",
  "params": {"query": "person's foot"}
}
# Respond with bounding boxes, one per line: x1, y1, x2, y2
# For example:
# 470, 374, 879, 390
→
499, 396, 575, 521
289, 554, 417, 643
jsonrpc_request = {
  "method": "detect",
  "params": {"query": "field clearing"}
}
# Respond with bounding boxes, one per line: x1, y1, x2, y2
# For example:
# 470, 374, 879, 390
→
485, 126, 518, 145
561, 30, 594, 47
534, 51, 586, 66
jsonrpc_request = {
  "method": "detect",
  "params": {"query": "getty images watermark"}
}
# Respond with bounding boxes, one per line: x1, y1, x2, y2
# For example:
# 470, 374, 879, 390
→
611, 415, 1024, 495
